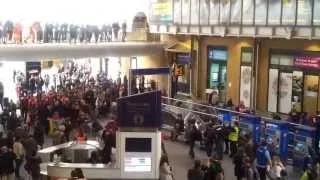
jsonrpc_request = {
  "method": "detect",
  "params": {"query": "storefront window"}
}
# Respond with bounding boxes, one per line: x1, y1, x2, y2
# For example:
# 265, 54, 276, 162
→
242, 0, 254, 25
230, 0, 241, 24
182, 0, 191, 24
297, 0, 312, 25
282, 0, 296, 25
268, 0, 281, 25
209, 0, 220, 24
173, 0, 182, 24
200, 0, 209, 25
190, 0, 199, 25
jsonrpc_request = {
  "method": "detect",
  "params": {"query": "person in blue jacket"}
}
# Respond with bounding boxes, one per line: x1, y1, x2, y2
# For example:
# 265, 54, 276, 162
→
256, 138, 272, 180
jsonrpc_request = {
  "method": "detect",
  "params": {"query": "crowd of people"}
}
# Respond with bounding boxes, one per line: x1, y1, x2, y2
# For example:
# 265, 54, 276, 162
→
0, 20, 127, 44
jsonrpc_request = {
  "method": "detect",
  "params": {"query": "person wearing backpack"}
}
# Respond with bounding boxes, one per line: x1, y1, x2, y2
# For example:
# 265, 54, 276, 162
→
256, 139, 272, 180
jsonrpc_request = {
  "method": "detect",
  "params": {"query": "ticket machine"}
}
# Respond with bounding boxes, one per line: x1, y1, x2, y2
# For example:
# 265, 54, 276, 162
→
260, 119, 289, 160
238, 114, 261, 144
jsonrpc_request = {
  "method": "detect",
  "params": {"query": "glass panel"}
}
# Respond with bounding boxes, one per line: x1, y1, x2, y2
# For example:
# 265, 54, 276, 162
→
240, 66, 252, 107
190, 0, 200, 25
292, 71, 303, 112
303, 75, 319, 115
209, 0, 220, 24
242, 51, 253, 63
297, 0, 312, 25
173, 0, 182, 24
271, 55, 280, 65
255, 0, 267, 25
268, 0, 281, 25
210, 63, 220, 88
182, 0, 191, 24
219, 65, 227, 102
242, 0, 254, 25
200, 0, 210, 25
268, 69, 279, 112
314, 0, 320, 25
230, 0, 242, 24
220, 0, 230, 24
279, 55, 294, 66
282, 0, 296, 25
279, 72, 293, 114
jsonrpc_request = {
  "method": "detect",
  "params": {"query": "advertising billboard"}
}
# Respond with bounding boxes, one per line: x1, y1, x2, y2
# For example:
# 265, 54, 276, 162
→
149, 0, 173, 23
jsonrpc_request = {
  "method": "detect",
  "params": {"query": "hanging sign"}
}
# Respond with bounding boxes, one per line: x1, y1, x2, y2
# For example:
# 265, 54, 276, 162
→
294, 56, 320, 69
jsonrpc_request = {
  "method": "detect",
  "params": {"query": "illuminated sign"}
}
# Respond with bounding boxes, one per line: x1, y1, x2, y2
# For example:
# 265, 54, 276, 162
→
294, 56, 320, 69
124, 157, 152, 172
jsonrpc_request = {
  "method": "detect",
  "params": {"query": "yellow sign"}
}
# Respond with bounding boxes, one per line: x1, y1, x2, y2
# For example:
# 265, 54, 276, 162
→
150, 0, 173, 22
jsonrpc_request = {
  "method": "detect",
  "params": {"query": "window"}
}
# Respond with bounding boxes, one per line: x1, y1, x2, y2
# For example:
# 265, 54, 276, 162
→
190, 0, 199, 24
200, 0, 210, 25
242, 0, 254, 25
314, 0, 320, 25
230, 0, 241, 24
282, 0, 296, 25
271, 55, 294, 66
297, 0, 312, 25
255, 0, 267, 25
268, 0, 281, 25
220, 0, 230, 24
242, 51, 253, 63
182, 0, 191, 24
173, 0, 182, 24
209, 0, 220, 24
210, 64, 220, 88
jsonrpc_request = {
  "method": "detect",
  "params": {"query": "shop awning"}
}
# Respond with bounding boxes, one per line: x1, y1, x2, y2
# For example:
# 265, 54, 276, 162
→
165, 43, 190, 53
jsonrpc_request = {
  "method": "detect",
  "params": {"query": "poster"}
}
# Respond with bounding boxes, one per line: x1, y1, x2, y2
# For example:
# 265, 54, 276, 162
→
149, 0, 173, 23
279, 72, 292, 114
297, 0, 312, 25
282, 0, 296, 25
220, 0, 230, 24
182, 0, 190, 24
173, 0, 182, 24
268, 0, 281, 25
313, 0, 320, 25
292, 71, 303, 112
190, 0, 199, 25
255, 0, 267, 25
242, 0, 254, 25
209, 0, 220, 24
240, 66, 252, 108
268, 69, 279, 112
230, 0, 242, 24
200, 0, 209, 25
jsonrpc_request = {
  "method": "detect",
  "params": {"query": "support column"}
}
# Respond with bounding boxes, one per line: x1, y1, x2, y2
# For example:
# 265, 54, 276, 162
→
252, 39, 261, 111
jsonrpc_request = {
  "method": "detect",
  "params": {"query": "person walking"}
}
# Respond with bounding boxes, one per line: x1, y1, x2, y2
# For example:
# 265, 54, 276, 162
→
0, 146, 16, 180
159, 155, 173, 180
13, 137, 24, 179
188, 159, 204, 180
233, 148, 245, 180
256, 139, 272, 180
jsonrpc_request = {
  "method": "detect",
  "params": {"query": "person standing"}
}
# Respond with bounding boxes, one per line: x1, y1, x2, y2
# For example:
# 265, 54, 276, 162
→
159, 155, 173, 180
0, 146, 16, 180
228, 120, 240, 158
13, 137, 24, 179
256, 139, 272, 180
233, 148, 245, 180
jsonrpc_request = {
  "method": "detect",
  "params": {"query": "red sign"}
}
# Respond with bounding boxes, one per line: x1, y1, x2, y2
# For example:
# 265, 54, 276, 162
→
295, 56, 320, 69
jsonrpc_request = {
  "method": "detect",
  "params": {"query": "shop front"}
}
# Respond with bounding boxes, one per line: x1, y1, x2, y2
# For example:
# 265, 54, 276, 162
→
267, 50, 320, 115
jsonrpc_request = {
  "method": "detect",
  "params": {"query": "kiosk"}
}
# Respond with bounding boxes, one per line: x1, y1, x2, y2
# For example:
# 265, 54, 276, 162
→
238, 114, 261, 144
40, 91, 162, 179
260, 119, 289, 160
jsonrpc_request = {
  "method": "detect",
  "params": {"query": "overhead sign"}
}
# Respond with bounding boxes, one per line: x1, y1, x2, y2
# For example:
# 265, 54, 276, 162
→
149, 0, 173, 23
117, 91, 162, 128
294, 56, 320, 69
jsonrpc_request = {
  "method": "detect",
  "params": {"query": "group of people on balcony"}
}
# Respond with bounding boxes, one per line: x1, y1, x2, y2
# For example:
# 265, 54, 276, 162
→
0, 20, 127, 44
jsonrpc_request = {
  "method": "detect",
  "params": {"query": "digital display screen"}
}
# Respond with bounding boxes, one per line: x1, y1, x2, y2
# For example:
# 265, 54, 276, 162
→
125, 138, 152, 152
124, 157, 152, 172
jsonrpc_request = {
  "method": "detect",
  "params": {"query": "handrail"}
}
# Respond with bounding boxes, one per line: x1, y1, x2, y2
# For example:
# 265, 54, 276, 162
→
162, 104, 218, 118
161, 97, 316, 129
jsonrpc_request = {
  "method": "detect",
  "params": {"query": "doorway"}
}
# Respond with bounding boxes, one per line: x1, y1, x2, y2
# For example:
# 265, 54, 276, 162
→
303, 75, 319, 115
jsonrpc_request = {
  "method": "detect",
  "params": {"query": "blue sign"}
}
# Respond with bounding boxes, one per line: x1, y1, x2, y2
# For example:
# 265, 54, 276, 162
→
208, 49, 228, 61
117, 91, 162, 128
177, 53, 191, 64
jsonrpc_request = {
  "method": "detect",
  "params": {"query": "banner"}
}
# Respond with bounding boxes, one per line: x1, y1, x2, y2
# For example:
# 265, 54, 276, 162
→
190, 0, 199, 24
240, 66, 252, 108
182, 0, 190, 24
268, 69, 279, 112
200, 0, 209, 25
209, 0, 220, 24
117, 91, 162, 128
279, 72, 292, 114
173, 0, 182, 24
150, 0, 173, 23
